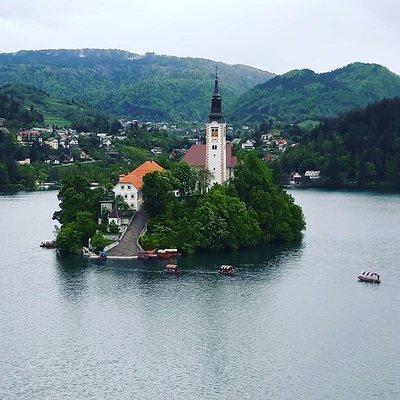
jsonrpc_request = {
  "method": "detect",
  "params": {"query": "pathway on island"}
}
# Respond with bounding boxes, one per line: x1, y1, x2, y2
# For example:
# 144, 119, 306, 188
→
107, 208, 149, 257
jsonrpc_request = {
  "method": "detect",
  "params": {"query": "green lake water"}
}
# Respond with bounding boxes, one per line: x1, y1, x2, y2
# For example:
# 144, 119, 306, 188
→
0, 189, 399, 399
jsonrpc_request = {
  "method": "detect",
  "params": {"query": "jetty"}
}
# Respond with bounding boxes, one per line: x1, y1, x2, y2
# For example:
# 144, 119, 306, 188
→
106, 208, 149, 259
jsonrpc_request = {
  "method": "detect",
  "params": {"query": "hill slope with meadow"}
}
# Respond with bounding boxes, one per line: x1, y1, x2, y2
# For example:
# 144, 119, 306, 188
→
0, 84, 97, 127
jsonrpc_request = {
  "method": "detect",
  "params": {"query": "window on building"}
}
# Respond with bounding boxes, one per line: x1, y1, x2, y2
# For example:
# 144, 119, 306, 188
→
131, 194, 134, 199
124, 194, 127, 199
121, 185, 124, 190
127, 185, 131, 190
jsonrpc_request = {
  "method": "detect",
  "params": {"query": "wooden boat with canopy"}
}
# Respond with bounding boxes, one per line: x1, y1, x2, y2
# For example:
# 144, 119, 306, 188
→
218, 265, 235, 276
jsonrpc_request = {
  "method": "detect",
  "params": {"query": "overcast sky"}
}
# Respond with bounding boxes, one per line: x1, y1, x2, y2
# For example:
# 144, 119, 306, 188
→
0, 0, 399, 74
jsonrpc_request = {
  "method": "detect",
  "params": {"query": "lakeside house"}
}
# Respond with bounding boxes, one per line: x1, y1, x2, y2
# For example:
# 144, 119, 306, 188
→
289, 170, 321, 186
290, 172, 302, 185
113, 161, 164, 210
305, 170, 321, 180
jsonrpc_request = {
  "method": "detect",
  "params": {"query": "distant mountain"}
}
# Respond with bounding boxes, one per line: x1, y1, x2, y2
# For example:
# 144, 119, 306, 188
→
230, 63, 400, 123
0, 49, 274, 122
0, 84, 97, 127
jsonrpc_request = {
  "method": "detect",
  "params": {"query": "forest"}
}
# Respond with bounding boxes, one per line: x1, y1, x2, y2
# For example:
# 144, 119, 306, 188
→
231, 63, 400, 123
278, 97, 400, 189
0, 49, 272, 122
141, 153, 305, 254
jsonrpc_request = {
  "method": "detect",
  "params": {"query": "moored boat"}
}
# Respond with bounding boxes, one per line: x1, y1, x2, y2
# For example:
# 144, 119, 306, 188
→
358, 271, 381, 283
163, 264, 181, 274
40, 240, 55, 249
157, 248, 181, 259
218, 265, 235, 276
137, 250, 158, 260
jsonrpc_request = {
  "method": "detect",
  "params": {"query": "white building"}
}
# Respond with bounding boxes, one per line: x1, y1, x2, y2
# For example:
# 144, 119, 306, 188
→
241, 139, 255, 150
151, 147, 163, 155
112, 161, 164, 210
305, 170, 321, 180
183, 71, 237, 187
17, 158, 31, 165
45, 138, 59, 150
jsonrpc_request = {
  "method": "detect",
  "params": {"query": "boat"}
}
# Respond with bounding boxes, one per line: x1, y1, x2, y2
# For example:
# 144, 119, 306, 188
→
218, 265, 235, 276
358, 271, 381, 284
163, 264, 181, 274
40, 240, 55, 249
157, 248, 181, 259
137, 250, 158, 260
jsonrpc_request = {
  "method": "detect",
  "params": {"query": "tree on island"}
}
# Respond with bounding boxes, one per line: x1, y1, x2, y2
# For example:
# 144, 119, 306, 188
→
141, 154, 305, 254
53, 173, 110, 253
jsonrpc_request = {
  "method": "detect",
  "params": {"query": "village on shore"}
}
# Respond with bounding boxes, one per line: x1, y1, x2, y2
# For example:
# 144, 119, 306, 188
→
8, 117, 320, 190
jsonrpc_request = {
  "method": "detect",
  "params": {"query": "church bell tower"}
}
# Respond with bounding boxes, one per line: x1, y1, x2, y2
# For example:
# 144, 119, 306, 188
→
205, 68, 227, 186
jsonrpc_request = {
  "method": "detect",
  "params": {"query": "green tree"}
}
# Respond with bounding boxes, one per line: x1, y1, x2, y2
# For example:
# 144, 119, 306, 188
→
142, 171, 174, 217
55, 223, 82, 254
90, 231, 112, 253
171, 161, 198, 197
192, 186, 262, 251
53, 174, 94, 224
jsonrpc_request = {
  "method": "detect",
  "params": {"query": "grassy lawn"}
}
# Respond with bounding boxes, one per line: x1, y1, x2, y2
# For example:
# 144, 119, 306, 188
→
297, 120, 321, 130
44, 116, 71, 127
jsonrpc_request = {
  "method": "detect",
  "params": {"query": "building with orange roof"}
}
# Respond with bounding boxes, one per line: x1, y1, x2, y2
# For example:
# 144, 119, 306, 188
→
112, 161, 164, 210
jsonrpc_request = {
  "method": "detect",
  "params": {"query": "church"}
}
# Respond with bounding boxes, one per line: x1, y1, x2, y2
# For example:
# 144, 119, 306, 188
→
184, 71, 237, 186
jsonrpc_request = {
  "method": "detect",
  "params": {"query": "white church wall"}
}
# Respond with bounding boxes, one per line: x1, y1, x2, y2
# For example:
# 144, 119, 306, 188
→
205, 121, 227, 186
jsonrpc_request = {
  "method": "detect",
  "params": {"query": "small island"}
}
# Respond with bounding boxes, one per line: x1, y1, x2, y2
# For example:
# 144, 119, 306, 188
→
52, 73, 305, 256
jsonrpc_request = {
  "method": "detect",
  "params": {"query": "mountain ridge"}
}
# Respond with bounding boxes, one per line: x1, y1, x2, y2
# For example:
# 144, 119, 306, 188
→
0, 49, 274, 121
230, 62, 400, 123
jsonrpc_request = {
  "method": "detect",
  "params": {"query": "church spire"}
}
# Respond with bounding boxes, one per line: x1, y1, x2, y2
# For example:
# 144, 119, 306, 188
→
209, 66, 224, 122
213, 66, 219, 95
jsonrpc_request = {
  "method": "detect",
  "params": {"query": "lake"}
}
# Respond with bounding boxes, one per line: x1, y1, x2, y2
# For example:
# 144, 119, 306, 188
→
0, 189, 399, 399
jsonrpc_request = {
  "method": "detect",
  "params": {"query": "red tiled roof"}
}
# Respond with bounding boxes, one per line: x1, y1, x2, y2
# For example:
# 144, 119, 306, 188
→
118, 161, 164, 189
226, 143, 238, 167
183, 143, 237, 168
183, 144, 206, 167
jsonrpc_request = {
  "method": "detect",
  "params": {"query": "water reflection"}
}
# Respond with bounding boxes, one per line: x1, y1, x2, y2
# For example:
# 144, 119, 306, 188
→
54, 253, 90, 302
54, 241, 304, 302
